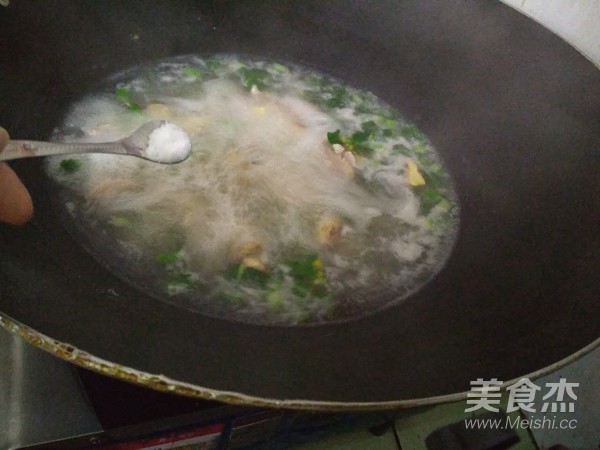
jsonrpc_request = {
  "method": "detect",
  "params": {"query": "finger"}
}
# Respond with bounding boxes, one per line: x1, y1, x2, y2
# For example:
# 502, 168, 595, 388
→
0, 162, 34, 225
0, 127, 8, 150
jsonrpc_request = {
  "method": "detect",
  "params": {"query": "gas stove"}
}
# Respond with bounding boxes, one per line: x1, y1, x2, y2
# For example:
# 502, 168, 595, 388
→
0, 327, 388, 450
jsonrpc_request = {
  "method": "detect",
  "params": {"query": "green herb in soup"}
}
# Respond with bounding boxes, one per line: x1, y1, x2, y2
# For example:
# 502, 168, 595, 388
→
47, 55, 459, 325
59, 159, 81, 174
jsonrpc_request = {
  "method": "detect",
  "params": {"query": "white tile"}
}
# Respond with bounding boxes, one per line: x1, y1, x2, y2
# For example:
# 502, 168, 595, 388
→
501, 0, 600, 65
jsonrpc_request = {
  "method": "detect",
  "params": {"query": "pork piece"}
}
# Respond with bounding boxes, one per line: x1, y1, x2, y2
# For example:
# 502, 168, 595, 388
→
276, 96, 331, 128
87, 179, 138, 201
323, 145, 356, 178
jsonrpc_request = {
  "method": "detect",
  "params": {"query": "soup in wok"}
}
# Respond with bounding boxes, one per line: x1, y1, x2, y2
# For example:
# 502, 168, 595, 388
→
48, 55, 459, 325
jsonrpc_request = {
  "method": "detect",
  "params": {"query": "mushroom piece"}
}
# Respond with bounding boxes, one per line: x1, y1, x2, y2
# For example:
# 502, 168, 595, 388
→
230, 240, 267, 271
241, 256, 267, 272
332, 143, 345, 154
235, 240, 262, 257
177, 115, 206, 132
145, 103, 173, 119
316, 216, 343, 246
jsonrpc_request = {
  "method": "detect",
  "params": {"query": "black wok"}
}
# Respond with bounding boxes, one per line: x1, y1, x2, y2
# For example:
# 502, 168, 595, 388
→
0, 0, 598, 409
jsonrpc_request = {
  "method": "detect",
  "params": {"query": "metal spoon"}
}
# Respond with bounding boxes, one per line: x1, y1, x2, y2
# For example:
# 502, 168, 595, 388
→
0, 120, 191, 164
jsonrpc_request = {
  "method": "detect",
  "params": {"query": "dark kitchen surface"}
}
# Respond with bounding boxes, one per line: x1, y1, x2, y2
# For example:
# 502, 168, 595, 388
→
76, 368, 226, 430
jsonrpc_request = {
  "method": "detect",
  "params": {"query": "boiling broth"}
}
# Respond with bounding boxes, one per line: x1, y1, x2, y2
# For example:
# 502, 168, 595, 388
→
48, 55, 459, 325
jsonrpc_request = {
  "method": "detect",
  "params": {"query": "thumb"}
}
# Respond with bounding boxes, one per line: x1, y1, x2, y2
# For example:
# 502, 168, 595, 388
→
0, 129, 34, 225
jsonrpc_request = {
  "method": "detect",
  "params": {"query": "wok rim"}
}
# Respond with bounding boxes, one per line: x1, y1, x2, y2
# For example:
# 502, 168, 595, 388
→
2, 312, 598, 411
2, 0, 599, 410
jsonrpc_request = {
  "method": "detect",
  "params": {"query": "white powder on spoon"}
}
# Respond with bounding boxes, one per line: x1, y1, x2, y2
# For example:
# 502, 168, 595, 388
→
145, 122, 191, 163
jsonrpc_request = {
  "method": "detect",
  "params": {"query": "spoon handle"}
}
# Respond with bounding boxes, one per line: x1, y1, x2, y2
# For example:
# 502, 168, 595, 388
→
0, 140, 125, 162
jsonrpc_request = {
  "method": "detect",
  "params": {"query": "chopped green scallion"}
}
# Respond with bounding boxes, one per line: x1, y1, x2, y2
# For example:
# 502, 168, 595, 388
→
59, 159, 81, 174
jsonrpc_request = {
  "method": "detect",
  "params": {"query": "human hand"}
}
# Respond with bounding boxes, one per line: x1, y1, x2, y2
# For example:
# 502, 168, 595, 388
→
0, 127, 33, 225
